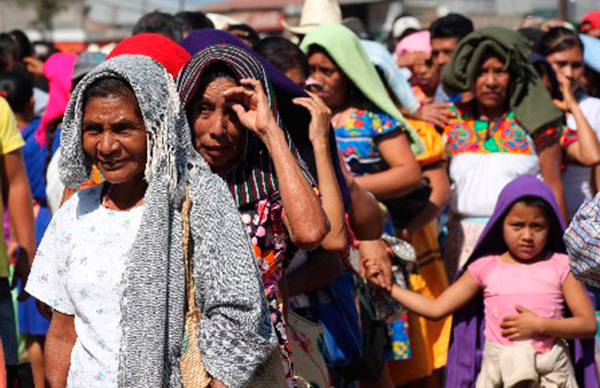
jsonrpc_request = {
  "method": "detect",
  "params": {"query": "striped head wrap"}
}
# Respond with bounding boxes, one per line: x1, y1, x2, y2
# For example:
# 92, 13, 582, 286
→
178, 43, 315, 207
60, 54, 275, 387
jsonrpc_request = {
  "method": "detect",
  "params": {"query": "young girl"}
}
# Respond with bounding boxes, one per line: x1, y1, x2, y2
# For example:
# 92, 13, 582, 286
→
366, 175, 598, 387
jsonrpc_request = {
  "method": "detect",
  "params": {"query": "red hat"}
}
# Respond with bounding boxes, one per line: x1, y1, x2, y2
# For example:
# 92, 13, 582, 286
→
581, 10, 600, 33
108, 33, 191, 79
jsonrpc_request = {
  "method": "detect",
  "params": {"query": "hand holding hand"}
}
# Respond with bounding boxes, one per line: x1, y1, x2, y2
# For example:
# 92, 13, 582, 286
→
292, 91, 332, 146
500, 305, 543, 340
358, 240, 392, 293
223, 79, 280, 143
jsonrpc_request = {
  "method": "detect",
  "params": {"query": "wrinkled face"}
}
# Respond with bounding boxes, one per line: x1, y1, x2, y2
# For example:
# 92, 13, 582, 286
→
307, 51, 349, 110
187, 76, 245, 175
82, 92, 147, 185
410, 55, 440, 92
546, 47, 584, 91
503, 202, 549, 261
473, 54, 510, 111
431, 37, 458, 71
285, 65, 307, 88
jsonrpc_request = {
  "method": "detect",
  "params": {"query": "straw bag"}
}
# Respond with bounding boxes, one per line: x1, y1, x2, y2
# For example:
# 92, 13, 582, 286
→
180, 189, 212, 388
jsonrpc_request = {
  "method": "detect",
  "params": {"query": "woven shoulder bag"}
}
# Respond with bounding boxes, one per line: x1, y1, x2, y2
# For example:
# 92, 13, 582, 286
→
180, 188, 212, 388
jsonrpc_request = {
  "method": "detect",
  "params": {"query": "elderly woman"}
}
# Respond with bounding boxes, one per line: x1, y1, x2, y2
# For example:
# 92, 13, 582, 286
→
177, 41, 329, 384
441, 27, 566, 273
25, 47, 274, 386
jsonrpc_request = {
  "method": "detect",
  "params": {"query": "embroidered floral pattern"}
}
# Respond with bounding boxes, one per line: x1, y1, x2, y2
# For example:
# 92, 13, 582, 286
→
444, 105, 562, 158
240, 194, 296, 386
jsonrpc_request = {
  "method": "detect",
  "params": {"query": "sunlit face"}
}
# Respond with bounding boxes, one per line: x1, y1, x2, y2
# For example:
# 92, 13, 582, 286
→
285, 65, 307, 88
307, 51, 349, 110
502, 202, 550, 261
410, 55, 440, 92
187, 76, 245, 175
82, 92, 147, 185
546, 46, 584, 92
473, 54, 510, 111
431, 37, 458, 71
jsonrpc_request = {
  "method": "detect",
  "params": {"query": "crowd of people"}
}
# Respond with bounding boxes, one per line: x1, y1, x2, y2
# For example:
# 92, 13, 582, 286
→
1, 3, 600, 388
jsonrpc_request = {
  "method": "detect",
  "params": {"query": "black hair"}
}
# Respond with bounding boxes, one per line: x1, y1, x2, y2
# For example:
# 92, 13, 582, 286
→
9, 30, 33, 61
175, 11, 214, 36
132, 11, 183, 43
188, 62, 238, 108
0, 70, 33, 114
306, 45, 365, 107
254, 37, 308, 76
530, 54, 562, 100
83, 77, 139, 116
540, 27, 584, 57
228, 24, 260, 47
0, 33, 20, 72
429, 13, 474, 41
503, 196, 563, 253
32, 41, 57, 63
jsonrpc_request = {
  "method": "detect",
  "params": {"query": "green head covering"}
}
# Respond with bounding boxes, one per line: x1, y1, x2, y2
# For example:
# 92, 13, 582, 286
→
442, 26, 562, 133
300, 24, 424, 156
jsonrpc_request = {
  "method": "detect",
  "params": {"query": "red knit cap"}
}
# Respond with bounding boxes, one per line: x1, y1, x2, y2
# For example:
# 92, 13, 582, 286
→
108, 33, 191, 79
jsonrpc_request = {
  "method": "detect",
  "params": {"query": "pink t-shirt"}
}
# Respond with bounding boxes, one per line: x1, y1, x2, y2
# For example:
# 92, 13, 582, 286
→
468, 253, 570, 353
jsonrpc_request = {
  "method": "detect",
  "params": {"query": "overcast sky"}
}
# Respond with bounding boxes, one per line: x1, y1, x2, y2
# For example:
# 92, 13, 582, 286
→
89, 0, 222, 24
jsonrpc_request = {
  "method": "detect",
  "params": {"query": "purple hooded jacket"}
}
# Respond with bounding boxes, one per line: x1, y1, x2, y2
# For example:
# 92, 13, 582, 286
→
445, 175, 598, 387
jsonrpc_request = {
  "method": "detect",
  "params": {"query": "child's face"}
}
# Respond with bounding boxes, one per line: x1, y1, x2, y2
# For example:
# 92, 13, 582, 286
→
502, 202, 549, 260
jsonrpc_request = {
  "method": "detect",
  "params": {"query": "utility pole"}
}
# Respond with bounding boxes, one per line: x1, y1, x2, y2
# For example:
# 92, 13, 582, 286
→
558, 0, 569, 21
179, 0, 185, 11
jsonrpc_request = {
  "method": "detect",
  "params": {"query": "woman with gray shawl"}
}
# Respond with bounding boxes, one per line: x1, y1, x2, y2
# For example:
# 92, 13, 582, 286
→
25, 53, 275, 387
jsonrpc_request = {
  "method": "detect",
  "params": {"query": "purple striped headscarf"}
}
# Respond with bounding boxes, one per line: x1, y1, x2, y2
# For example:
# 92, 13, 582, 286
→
180, 29, 351, 209
177, 43, 315, 207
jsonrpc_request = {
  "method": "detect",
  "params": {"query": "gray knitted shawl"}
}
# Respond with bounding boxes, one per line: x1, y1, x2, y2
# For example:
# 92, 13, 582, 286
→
59, 54, 275, 387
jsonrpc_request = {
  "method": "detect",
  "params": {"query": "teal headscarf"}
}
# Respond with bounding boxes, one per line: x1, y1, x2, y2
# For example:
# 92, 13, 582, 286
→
301, 24, 425, 156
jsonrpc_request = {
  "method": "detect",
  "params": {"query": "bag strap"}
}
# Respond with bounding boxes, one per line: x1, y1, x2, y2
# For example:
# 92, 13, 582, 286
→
182, 187, 197, 313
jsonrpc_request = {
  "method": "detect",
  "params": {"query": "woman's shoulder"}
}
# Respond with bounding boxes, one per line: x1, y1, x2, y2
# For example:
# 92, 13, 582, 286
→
352, 107, 401, 136
55, 183, 104, 222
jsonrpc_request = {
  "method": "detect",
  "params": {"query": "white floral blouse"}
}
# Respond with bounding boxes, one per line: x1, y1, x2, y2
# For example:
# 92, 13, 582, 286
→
26, 184, 144, 387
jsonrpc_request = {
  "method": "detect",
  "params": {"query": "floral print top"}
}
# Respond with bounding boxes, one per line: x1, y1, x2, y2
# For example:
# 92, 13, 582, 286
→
239, 193, 296, 386
26, 184, 144, 387
335, 108, 404, 176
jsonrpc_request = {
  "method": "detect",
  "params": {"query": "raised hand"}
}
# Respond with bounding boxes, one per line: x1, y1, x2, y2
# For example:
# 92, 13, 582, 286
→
223, 79, 280, 143
292, 91, 332, 146
553, 73, 577, 113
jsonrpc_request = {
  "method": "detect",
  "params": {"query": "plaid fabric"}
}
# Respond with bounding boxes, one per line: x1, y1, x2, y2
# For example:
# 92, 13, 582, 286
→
564, 194, 600, 287
177, 44, 315, 207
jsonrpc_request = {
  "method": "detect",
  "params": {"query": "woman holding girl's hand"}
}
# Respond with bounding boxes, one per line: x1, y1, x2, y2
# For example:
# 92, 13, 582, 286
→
365, 176, 596, 386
